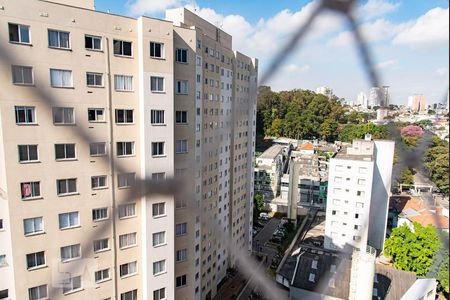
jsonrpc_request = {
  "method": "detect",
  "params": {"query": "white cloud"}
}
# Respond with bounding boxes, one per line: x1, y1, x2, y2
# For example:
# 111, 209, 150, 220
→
393, 7, 449, 49
436, 67, 449, 78
376, 59, 397, 69
358, 0, 401, 20
283, 64, 311, 73
126, 0, 191, 16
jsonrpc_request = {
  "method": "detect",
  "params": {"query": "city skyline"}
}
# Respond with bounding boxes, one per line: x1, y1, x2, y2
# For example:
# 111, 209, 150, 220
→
95, 0, 449, 105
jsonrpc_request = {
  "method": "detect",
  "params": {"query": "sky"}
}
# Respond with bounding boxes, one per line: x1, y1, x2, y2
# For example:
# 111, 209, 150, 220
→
94, 0, 449, 105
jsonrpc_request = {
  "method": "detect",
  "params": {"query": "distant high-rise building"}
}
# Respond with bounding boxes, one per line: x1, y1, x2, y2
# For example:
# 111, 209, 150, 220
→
410, 94, 427, 113
357, 92, 368, 108
324, 135, 394, 252
316, 86, 334, 98
368, 87, 383, 107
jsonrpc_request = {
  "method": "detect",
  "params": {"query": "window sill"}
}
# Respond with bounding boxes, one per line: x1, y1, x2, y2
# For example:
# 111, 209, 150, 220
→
25, 231, 46, 237
13, 83, 35, 87
92, 186, 108, 191
117, 155, 136, 158
114, 90, 134, 93
152, 214, 167, 219
51, 86, 75, 89
21, 196, 44, 201
113, 54, 134, 59
94, 248, 111, 254
176, 285, 188, 289
95, 278, 112, 284
55, 158, 77, 162
151, 91, 166, 94
115, 123, 135, 125
119, 215, 137, 220
9, 41, 33, 46
176, 61, 189, 65
86, 48, 104, 53
19, 160, 41, 164
153, 271, 167, 277
53, 123, 76, 126
120, 273, 138, 279
27, 264, 47, 271
61, 257, 82, 263
150, 57, 166, 60
88, 121, 107, 124
93, 218, 110, 223
175, 93, 189, 96
153, 243, 167, 248
152, 155, 166, 158
119, 244, 137, 250
63, 288, 84, 296
16, 122, 38, 126
60, 225, 81, 231
49, 46, 72, 51
151, 124, 166, 126
175, 123, 188, 125
57, 192, 80, 197
87, 85, 105, 88
90, 154, 107, 158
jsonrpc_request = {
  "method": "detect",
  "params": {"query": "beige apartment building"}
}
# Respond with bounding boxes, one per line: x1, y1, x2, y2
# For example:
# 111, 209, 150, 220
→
0, 1, 257, 300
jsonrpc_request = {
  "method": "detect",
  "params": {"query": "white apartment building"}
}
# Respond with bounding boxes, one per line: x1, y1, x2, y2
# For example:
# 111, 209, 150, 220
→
0, 1, 257, 299
324, 136, 394, 252
254, 144, 285, 200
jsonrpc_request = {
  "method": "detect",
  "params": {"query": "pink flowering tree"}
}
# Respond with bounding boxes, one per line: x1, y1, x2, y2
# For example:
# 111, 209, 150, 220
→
401, 125, 424, 137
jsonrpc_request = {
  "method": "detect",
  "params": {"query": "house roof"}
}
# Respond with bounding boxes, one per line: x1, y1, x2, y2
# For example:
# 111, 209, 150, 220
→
374, 264, 417, 300
409, 214, 449, 229
394, 196, 449, 229
299, 142, 314, 151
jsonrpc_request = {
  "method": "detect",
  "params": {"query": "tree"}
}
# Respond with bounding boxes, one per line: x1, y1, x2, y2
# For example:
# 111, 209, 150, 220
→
424, 137, 449, 196
254, 193, 265, 216
384, 223, 441, 276
436, 249, 449, 294
401, 125, 424, 137
398, 167, 414, 185
320, 118, 338, 142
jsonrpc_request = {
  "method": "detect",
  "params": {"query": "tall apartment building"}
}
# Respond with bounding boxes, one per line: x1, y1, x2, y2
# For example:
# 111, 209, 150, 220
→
408, 94, 427, 113
324, 136, 394, 253
254, 144, 285, 200
0, 1, 258, 299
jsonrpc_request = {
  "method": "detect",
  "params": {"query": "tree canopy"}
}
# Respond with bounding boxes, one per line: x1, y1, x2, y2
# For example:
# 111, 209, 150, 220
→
424, 136, 449, 196
384, 222, 441, 276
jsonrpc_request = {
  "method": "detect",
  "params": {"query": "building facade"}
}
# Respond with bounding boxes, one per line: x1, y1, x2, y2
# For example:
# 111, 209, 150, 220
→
254, 144, 285, 200
324, 136, 394, 252
0, 1, 257, 299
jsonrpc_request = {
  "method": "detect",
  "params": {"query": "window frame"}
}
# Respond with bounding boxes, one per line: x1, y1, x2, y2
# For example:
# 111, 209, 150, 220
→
116, 142, 135, 157
115, 109, 134, 124
11, 65, 34, 85
18, 145, 39, 163
86, 72, 104, 87
117, 172, 135, 189
175, 48, 188, 64
8, 23, 31, 44
151, 110, 165, 125
60, 244, 81, 262
91, 175, 108, 190
150, 42, 164, 59
114, 75, 133, 91
150, 76, 165, 93
55, 143, 76, 161
175, 111, 188, 124
92, 207, 108, 221
50, 69, 73, 88
175, 139, 188, 154
62, 275, 82, 294
94, 268, 110, 283
53, 107, 75, 124
176, 274, 187, 288
28, 284, 48, 300
152, 202, 166, 218
15, 106, 36, 124
152, 231, 166, 247
118, 203, 136, 219
153, 288, 165, 300
93, 238, 109, 253
23, 217, 44, 236
85, 34, 102, 51
48, 29, 71, 50
119, 232, 137, 249
26, 251, 46, 270
56, 178, 77, 196
176, 222, 187, 236
153, 259, 166, 275
113, 39, 132, 57
175, 80, 188, 95
88, 108, 105, 122
58, 212, 80, 230
89, 142, 107, 157
151, 142, 165, 157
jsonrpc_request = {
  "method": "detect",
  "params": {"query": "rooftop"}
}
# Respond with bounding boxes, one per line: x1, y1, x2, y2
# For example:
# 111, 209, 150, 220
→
257, 144, 285, 161
374, 264, 417, 300
393, 196, 449, 229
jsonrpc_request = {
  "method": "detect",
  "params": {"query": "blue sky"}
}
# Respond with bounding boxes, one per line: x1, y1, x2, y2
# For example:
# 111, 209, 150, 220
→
94, 0, 449, 105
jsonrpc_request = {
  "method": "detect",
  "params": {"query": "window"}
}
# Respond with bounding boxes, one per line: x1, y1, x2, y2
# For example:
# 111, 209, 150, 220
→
176, 140, 188, 154
152, 142, 165, 157
152, 231, 166, 247
335, 165, 343, 172
354, 225, 362, 230
175, 48, 188, 63
353, 236, 361, 242
359, 167, 367, 174
50, 69, 73, 87
175, 111, 187, 124
53, 107, 75, 124
18, 145, 38, 162
90, 142, 107, 156
176, 222, 187, 236
86, 72, 103, 87
355, 213, 360, 219
357, 191, 365, 197
119, 233, 137, 248
60, 244, 81, 262
57, 178, 77, 195
150, 42, 164, 58
152, 203, 165, 217
21, 182, 40, 199
356, 202, 364, 208
94, 238, 109, 252
55, 144, 76, 160
118, 173, 135, 188
113, 40, 132, 56
114, 75, 133, 91
331, 210, 338, 216
95, 268, 110, 283
121, 290, 138, 300
332, 199, 340, 205
151, 110, 165, 125
91, 176, 107, 189
0, 255, 6, 267
92, 208, 108, 221
62, 275, 81, 294
88, 108, 105, 122
153, 260, 166, 275
176, 249, 187, 262
59, 212, 79, 229
119, 203, 136, 219
26, 251, 45, 269
117, 142, 134, 156
152, 173, 165, 181
176, 275, 187, 287
9, 23, 30, 44
12, 65, 33, 85
357, 179, 366, 185
24, 217, 43, 235
308, 273, 315, 283
150, 76, 164, 92
334, 177, 342, 183
176, 80, 188, 94
15, 106, 36, 124
0, 219, 3, 230
28, 284, 48, 300
153, 288, 165, 300
48, 29, 70, 49
85, 35, 101, 50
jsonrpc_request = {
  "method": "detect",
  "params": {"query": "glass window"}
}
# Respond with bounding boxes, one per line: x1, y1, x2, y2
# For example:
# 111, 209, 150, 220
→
153, 260, 166, 275
119, 203, 136, 219
50, 69, 73, 87
151, 110, 165, 125
60, 244, 81, 261
92, 208, 108, 221
175, 140, 188, 154
15, 106, 36, 124
176, 80, 188, 94
115, 109, 133, 123
12, 65, 33, 85
117, 142, 134, 156
53, 107, 74, 124
176, 275, 187, 287
48, 29, 70, 49
113, 40, 132, 56
55, 144, 76, 160
176, 223, 187, 236
26, 251, 45, 269
119, 233, 137, 248
152, 203, 165, 217
152, 231, 165, 247
153, 288, 165, 300
151, 142, 165, 156
175, 48, 188, 63
23, 217, 43, 235
8, 23, 30, 44
57, 178, 77, 195
93, 238, 109, 252
18, 145, 38, 162
91, 176, 107, 189
121, 290, 138, 300
86, 72, 103, 86
58, 212, 79, 229
114, 75, 133, 91
88, 108, 105, 122
176, 249, 187, 262
62, 275, 81, 294
85, 35, 101, 50
150, 42, 164, 58
90, 142, 107, 156
150, 76, 164, 92
94, 268, 110, 283
118, 173, 135, 188
175, 111, 187, 124
28, 284, 48, 300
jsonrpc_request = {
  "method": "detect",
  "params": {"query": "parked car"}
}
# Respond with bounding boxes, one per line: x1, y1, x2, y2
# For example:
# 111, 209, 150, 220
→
271, 235, 282, 243
259, 212, 271, 221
